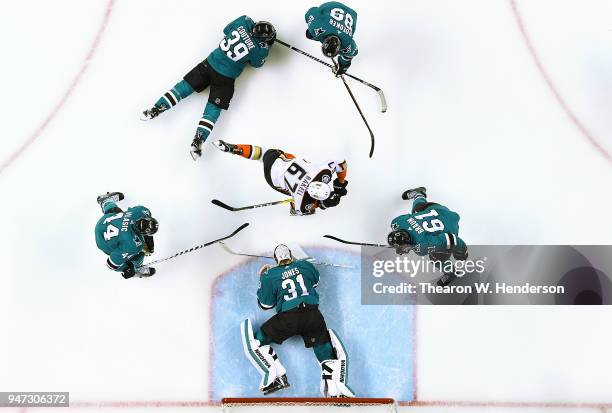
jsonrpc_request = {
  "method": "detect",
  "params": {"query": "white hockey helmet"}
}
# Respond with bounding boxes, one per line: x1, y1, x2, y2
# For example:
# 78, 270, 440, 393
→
274, 244, 293, 265
307, 181, 332, 201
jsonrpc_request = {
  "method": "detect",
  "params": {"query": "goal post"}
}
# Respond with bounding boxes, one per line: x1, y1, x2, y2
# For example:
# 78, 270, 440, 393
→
221, 397, 397, 413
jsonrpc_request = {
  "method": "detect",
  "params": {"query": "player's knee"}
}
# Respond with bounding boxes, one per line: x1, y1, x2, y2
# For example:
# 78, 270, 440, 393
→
313, 341, 334, 362
254, 329, 271, 346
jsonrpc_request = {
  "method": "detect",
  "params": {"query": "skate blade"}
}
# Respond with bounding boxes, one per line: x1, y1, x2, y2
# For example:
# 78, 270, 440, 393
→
261, 382, 290, 396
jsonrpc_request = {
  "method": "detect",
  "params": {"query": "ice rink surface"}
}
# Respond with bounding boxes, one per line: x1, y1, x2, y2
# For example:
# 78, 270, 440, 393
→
1, 0, 611, 412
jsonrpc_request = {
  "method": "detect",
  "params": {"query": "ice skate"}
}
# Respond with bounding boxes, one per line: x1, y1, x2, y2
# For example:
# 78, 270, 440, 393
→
140, 105, 167, 121
213, 140, 242, 155
261, 374, 290, 395
402, 186, 427, 201
97, 192, 124, 207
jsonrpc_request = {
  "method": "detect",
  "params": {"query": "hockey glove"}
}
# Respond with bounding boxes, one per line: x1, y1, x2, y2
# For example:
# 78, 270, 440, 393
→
333, 63, 348, 77
143, 235, 155, 256
122, 262, 136, 279
320, 193, 341, 209
333, 178, 348, 197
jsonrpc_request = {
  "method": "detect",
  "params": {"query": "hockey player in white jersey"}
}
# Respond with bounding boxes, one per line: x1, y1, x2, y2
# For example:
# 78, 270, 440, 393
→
213, 140, 348, 215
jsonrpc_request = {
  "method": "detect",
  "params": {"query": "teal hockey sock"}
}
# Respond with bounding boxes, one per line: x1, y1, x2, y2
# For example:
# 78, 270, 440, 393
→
154, 80, 194, 110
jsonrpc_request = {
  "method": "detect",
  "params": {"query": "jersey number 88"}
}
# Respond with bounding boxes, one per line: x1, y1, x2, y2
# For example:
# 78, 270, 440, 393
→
330, 8, 354, 31
220, 30, 249, 62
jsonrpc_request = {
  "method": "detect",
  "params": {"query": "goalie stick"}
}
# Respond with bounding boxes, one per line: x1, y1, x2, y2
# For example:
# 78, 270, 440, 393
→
323, 234, 391, 248
275, 39, 387, 113
138, 223, 249, 268
219, 242, 354, 269
211, 198, 293, 212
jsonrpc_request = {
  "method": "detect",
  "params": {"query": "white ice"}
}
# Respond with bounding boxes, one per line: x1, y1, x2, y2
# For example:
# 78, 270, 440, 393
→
1, 0, 611, 412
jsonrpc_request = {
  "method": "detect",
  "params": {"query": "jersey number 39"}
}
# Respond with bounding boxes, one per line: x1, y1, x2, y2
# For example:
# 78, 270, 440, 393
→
281, 274, 310, 301
220, 30, 249, 62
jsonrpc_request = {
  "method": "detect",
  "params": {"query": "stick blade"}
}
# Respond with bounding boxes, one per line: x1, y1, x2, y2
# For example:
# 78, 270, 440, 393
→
378, 90, 388, 113
211, 199, 236, 211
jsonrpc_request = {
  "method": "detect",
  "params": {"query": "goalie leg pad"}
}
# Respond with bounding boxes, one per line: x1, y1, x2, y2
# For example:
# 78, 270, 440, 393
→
320, 329, 355, 397
241, 319, 287, 390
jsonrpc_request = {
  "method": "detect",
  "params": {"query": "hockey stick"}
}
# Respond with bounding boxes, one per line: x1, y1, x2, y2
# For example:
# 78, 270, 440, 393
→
211, 198, 293, 212
323, 234, 391, 248
219, 242, 354, 269
275, 39, 387, 113
138, 223, 249, 268
337, 67, 376, 158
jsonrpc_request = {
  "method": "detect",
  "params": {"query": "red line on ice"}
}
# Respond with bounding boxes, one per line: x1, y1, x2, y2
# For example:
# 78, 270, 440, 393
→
0, 0, 116, 176
509, 0, 611, 164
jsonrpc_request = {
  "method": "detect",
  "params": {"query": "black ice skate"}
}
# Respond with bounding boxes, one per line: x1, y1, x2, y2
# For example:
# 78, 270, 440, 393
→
140, 104, 167, 121
97, 192, 124, 207
135, 267, 156, 278
190, 134, 204, 161
213, 140, 242, 155
436, 271, 457, 287
261, 374, 290, 395
402, 186, 427, 201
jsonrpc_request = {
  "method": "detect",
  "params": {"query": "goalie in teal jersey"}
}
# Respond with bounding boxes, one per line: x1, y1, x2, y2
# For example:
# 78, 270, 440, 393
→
241, 245, 355, 397
94, 192, 159, 279
141, 17, 276, 161
388, 187, 468, 286
305, 2, 358, 76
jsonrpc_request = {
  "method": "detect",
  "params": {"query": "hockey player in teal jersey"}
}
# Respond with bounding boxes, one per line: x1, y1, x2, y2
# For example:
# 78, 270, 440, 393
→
94, 192, 159, 279
241, 245, 355, 397
388, 187, 468, 286
141, 17, 276, 161
305, 2, 358, 76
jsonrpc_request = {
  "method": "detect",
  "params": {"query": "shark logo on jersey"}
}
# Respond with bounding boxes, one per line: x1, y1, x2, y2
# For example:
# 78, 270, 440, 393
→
391, 222, 399, 231
314, 27, 326, 36
341, 45, 352, 54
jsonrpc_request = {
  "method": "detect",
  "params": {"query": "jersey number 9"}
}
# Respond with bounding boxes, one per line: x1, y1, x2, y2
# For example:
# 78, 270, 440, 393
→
220, 30, 249, 62
281, 274, 310, 301
330, 8, 354, 31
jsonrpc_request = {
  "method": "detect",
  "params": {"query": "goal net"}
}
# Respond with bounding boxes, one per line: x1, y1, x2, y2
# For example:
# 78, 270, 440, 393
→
221, 397, 397, 413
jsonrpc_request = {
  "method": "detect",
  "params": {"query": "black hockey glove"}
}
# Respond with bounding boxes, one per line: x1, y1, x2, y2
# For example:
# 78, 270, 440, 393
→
333, 178, 348, 197
320, 192, 341, 209
334, 63, 348, 77
143, 235, 155, 256
122, 262, 136, 279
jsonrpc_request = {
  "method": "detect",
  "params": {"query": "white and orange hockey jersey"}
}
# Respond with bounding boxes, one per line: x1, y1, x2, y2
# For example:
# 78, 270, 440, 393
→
268, 156, 347, 215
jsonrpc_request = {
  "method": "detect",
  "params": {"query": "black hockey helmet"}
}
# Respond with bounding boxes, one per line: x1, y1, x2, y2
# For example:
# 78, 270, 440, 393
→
252, 21, 276, 44
387, 230, 412, 255
322, 35, 341, 58
135, 216, 159, 235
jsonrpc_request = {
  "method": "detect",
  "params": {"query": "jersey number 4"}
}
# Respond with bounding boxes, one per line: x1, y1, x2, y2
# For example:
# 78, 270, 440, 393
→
281, 274, 310, 301
220, 30, 249, 62
414, 209, 445, 232
102, 212, 123, 241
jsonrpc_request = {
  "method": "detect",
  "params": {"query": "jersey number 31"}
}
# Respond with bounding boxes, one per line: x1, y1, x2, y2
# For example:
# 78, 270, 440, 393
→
281, 274, 310, 301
